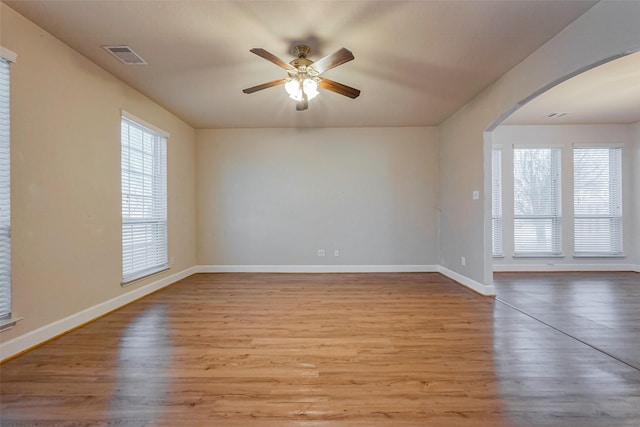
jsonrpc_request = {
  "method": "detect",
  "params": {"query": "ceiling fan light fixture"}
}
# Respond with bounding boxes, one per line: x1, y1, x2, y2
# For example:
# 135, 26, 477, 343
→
285, 77, 303, 101
303, 77, 319, 99
285, 76, 319, 102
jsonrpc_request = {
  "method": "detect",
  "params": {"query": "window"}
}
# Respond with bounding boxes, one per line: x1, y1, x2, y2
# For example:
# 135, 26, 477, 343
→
573, 147, 623, 256
513, 147, 562, 256
121, 113, 168, 284
491, 148, 503, 257
0, 49, 16, 326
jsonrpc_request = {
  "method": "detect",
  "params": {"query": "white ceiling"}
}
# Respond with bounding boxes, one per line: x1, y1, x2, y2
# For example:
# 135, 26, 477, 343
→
504, 51, 640, 125
5, 0, 604, 129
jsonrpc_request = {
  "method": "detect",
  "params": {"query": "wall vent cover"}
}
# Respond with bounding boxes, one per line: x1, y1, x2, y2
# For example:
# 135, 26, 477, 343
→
102, 45, 147, 64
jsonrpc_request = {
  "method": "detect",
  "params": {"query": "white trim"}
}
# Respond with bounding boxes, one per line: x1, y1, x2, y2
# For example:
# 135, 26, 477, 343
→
437, 266, 496, 296
197, 264, 438, 273
573, 254, 625, 258
572, 142, 624, 148
513, 253, 564, 258
634, 265, 640, 273
0, 316, 23, 332
0, 46, 17, 63
200, 264, 497, 296
122, 264, 169, 286
121, 109, 170, 138
493, 263, 638, 272
0, 266, 197, 362
512, 142, 564, 148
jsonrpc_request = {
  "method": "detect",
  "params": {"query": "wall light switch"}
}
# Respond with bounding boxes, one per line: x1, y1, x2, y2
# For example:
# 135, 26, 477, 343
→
472, 190, 479, 200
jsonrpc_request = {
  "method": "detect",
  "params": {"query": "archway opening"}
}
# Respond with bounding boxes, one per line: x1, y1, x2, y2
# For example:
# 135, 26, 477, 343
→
484, 51, 640, 368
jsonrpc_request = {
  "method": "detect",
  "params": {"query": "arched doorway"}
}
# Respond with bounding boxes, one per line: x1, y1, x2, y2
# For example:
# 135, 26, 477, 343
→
486, 51, 640, 369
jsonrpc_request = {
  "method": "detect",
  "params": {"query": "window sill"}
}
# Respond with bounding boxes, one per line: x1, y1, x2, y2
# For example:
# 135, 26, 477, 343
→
0, 316, 23, 332
574, 254, 625, 259
513, 254, 564, 259
122, 264, 169, 287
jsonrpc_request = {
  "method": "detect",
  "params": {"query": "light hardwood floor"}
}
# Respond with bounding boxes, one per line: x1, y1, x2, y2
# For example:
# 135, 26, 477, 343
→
2, 272, 640, 426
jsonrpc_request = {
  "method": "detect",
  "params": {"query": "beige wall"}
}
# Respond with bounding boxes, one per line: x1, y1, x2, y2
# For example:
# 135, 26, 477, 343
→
196, 127, 439, 267
439, 0, 640, 286
1, 3, 197, 344
492, 124, 636, 270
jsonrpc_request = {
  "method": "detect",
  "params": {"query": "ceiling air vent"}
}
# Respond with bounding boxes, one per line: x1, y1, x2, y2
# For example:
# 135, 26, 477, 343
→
546, 112, 568, 119
102, 45, 147, 64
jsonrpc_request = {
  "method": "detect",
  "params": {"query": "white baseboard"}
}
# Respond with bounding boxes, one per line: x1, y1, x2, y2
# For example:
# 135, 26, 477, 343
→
200, 264, 495, 296
202, 263, 640, 280
437, 266, 496, 296
197, 264, 439, 273
493, 263, 639, 272
0, 266, 198, 362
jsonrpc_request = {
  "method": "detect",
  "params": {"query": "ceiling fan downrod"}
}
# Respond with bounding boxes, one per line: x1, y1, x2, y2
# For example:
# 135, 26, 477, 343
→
293, 45, 311, 59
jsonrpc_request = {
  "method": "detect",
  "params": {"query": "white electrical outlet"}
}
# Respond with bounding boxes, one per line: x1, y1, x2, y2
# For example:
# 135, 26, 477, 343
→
472, 190, 479, 200
317, 249, 325, 257
461, 256, 466, 266
334, 249, 340, 257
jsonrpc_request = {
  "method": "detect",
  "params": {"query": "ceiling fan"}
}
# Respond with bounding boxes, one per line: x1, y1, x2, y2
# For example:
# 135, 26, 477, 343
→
242, 45, 361, 111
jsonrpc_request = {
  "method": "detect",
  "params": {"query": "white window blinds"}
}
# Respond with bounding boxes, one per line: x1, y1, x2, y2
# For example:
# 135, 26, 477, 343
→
121, 115, 168, 284
573, 147, 623, 256
513, 147, 562, 256
0, 57, 11, 319
492, 148, 503, 257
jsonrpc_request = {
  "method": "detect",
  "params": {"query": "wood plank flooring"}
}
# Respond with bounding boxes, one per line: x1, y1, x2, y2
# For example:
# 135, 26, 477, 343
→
2, 272, 640, 426
494, 271, 640, 369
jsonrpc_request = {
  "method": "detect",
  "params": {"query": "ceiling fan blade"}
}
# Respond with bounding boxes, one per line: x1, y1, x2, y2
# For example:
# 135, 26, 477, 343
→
311, 48, 354, 74
319, 78, 361, 99
242, 78, 286, 94
250, 48, 296, 72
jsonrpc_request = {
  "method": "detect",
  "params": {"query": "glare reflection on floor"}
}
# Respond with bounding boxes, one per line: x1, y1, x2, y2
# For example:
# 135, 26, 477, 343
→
109, 305, 171, 421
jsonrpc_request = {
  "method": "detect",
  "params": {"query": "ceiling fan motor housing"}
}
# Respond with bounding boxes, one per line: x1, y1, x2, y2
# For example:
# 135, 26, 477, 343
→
290, 58, 314, 73
290, 45, 316, 74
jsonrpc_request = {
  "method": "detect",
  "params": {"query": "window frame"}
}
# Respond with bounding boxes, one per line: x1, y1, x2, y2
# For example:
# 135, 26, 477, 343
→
491, 147, 503, 257
573, 145, 623, 257
120, 111, 169, 285
512, 146, 563, 257
0, 47, 17, 330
